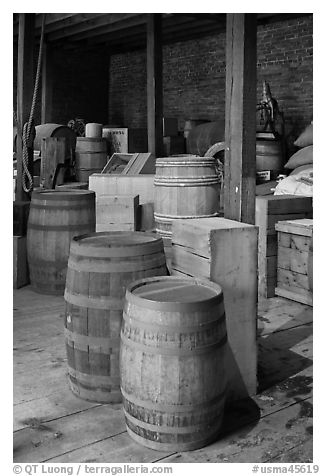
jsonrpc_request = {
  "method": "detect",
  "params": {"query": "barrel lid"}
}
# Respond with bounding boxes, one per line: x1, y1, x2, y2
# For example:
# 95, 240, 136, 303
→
126, 276, 223, 312
31, 189, 95, 200
70, 231, 163, 257
156, 156, 215, 164
76, 137, 105, 142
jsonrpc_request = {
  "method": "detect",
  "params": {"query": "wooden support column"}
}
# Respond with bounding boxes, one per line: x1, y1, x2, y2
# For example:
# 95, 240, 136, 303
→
147, 14, 163, 157
16, 13, 35, 202
224, 13, 257, 224
41, 42, 53, 124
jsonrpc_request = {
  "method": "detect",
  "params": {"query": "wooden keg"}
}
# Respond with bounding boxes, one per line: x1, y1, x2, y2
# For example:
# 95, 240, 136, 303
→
120, 275, 227, 451
64, 232, 167, 403
256, 138, 283, 182
154, 156, 220, 240
27, 190, 95, 295
85, 123, 103, 138
75, 137, 107, 182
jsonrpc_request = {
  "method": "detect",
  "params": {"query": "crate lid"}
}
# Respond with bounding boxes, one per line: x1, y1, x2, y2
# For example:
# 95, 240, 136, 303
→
275, 218, 313, 236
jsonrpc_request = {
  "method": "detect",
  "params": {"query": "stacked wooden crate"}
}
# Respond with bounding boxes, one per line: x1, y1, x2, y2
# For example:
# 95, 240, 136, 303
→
275, 219, 313, 306
171, 217, 258, 402
89, 174, 155, 232
255, 195, 313, 298
96, 195, 139, 232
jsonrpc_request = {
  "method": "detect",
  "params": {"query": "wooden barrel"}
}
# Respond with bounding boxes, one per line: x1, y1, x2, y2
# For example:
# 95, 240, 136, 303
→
85, 123, 103, 138
186, 121, 225, 155
256, 139, 283, 182
64, 232, 168, 403
154, 156, 220, 240
27, 190, 95, 295
75, 137, 107, 182
120, 275, 227, 451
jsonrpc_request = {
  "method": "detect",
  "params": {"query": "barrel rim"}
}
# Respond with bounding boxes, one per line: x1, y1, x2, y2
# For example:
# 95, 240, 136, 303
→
125, 276, 223, 311
31, 190, 95, 200
76, 137, 106, 142
70, 231, 164, 252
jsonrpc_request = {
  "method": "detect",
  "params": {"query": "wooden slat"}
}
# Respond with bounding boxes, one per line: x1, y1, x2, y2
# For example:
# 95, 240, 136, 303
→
224, 14, 257, 224
147, 14, 163, 157
47, 13, 142, 42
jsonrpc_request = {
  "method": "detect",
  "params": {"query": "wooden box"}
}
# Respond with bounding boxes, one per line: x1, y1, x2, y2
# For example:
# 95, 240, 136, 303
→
102, 128, 147, 154
96, 194, 139, 232
255, 195, 313, 298
172, 217, 258, 402
275, 219, 313, 306
89, 174, 155, 205
13, 235, 29, 289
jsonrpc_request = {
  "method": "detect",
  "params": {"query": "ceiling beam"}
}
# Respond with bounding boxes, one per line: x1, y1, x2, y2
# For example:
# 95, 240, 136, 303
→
46, 13, 143, 42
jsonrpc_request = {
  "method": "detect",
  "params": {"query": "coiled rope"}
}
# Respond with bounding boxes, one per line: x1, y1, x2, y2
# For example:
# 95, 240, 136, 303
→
14, 13, 46, 193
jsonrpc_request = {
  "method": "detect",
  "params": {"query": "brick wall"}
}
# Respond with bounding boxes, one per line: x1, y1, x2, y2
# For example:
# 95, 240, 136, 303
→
14, 15, 312, 147
109, 15, 313, 145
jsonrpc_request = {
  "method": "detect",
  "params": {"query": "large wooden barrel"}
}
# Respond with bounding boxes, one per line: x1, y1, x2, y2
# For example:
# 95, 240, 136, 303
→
256, 138, 283, 182
75, 137, 107, 182
154, 156, 220, 240
186, 121, 224, 155
120, 275, 227, 451
27, 190, 95, 295
64, 232, 168, 403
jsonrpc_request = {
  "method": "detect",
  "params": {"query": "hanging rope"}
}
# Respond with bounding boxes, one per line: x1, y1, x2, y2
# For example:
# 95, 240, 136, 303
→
14, 13, 46, 193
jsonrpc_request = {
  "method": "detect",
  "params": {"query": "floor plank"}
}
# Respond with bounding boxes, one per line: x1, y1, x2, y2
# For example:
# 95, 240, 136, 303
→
13, 286, 313, 463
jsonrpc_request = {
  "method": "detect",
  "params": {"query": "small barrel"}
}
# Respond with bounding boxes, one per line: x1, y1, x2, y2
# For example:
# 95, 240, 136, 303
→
120, 275, 227, 451
27, 190, 95, 295
154, 156, 220, 240
85, 123, 103, 138
64, 232, 168, 403
256, 138, 283, 182
75, 137, 107, 182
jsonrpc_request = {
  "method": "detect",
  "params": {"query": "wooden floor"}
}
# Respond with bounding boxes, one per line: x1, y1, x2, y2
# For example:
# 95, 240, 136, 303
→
13, 286, 313, 463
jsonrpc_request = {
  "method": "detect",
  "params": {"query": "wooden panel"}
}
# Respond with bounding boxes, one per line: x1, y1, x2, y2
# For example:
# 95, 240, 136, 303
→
13, 236, 29, 289
275, 287, 313, 306
171, 217, 258, 401
275, 218, 313, 237
278, 232, 311, 252
89, 174, 155, 204
172, 244, 210, 279
147, 14, 163, 157
96, 194, 139, 232
255, 195, 313, 298
224, 14, 257, 224
278, 246, 309, 274
277, 268, 310, 291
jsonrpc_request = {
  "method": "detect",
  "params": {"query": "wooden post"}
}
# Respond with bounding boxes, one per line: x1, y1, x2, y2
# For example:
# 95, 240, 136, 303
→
147, 14, 163, 157
224, 14, 257, 224
41, 42, 53, 124
16, 13, 35, 202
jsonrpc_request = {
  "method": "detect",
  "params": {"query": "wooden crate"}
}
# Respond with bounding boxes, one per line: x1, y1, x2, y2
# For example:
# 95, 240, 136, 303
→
255, 195, 313, 298
13, 236, 29, 289
89, 174, 155, 205
275, 219, 313, 306
96, 194, 139, 232
171, 217, 258, 402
